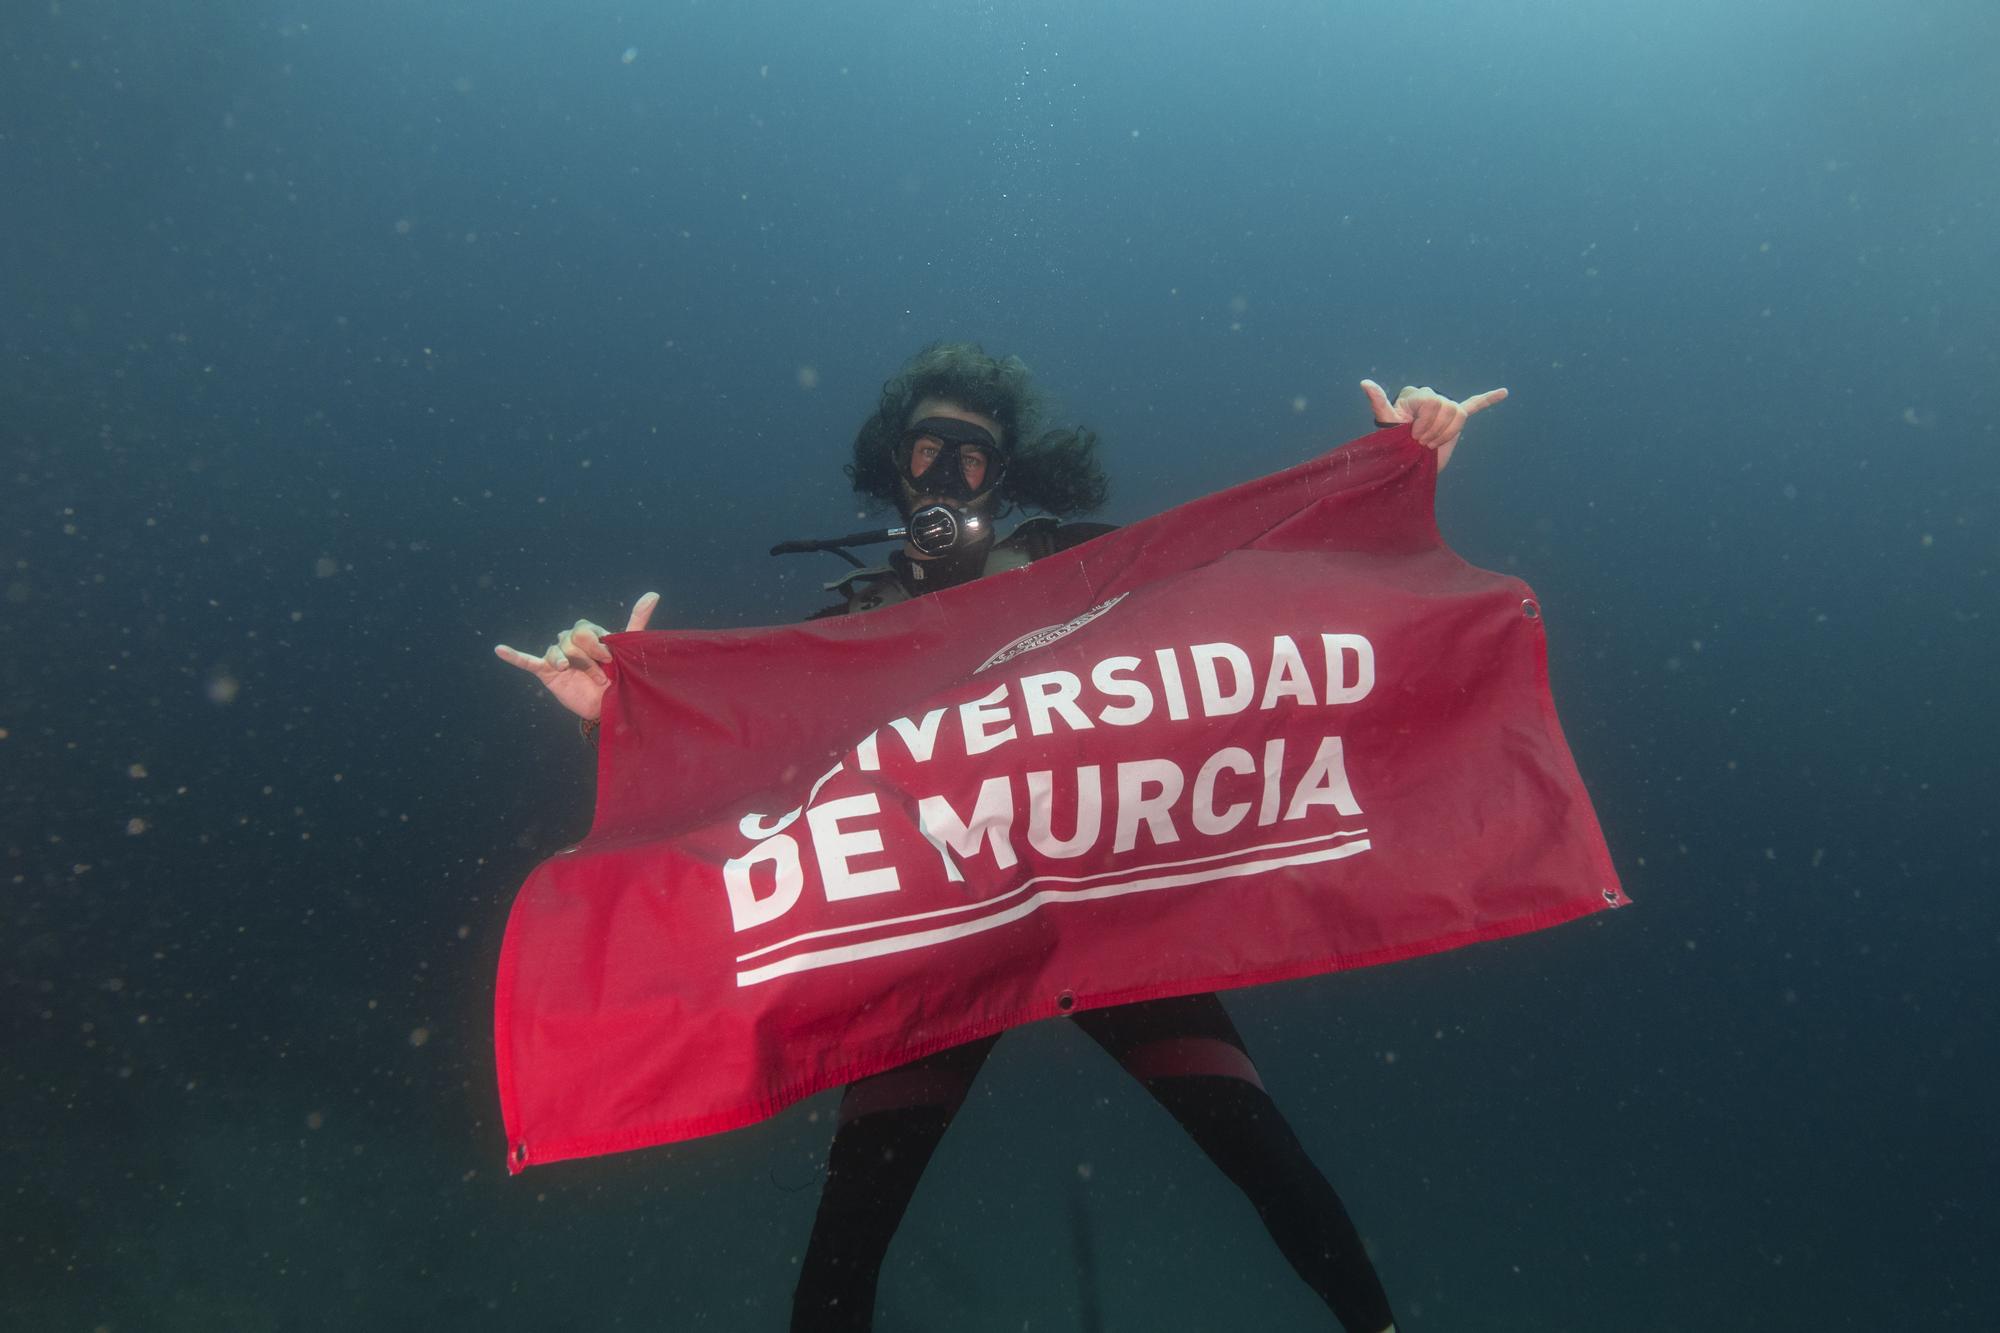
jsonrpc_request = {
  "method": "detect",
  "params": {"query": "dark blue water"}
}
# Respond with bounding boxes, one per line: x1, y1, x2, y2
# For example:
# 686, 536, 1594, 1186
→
5, 1, 1994, 1327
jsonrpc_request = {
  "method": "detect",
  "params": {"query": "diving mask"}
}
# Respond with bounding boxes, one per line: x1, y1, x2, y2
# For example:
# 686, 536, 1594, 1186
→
896, 416, 1006, 505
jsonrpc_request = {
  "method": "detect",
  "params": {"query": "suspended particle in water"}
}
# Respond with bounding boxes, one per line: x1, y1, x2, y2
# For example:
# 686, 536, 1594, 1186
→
408, 1027, 431, 1048
1291, 395, 1308, 414
622, 46, 640, 65
797, 365, 819, 389
206, 674, 240, 704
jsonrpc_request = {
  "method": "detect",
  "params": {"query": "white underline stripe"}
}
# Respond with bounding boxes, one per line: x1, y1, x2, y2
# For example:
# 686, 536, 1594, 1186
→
733, 837, 1371, 988
732, 829, 1369, 964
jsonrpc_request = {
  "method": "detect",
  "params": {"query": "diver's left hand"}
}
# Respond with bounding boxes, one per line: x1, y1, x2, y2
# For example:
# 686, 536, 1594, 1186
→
1361, 380, 1508, 472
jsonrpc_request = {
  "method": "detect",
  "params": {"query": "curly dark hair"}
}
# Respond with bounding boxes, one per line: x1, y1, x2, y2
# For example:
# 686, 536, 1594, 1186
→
845, 342, 1110, 517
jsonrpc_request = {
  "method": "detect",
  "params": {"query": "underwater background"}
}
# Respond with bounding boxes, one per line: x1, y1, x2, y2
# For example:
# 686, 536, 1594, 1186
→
3, 0, 1994, 1328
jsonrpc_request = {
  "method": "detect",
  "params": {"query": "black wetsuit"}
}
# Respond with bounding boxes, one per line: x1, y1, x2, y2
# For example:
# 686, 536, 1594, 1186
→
791, 520, 1397, 1333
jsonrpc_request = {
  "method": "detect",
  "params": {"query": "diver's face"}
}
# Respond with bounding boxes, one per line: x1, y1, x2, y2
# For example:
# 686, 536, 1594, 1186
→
904, 398, 1001, 501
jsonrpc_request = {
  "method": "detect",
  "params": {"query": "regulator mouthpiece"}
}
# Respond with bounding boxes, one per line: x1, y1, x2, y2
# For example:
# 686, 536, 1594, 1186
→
906, 504, 985, 558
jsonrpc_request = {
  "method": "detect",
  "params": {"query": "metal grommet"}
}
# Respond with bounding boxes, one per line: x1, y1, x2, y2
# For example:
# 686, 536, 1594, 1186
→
513, 1143, 528, 1165
1055, 989, 1076, 1013
1521, 598, 1541, 620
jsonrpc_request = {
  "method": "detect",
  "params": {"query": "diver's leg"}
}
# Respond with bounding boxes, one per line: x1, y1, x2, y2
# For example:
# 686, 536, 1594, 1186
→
791, 1035, 998, 1332
1074, 995, 1397, 1333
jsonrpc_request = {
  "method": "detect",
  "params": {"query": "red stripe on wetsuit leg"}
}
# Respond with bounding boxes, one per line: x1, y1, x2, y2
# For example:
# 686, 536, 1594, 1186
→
1119, 1035, 1266, 1088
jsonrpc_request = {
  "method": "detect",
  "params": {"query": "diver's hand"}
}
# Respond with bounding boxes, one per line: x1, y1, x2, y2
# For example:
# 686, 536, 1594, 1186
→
1361, 380, 1508, 472
493, 592, 661, 721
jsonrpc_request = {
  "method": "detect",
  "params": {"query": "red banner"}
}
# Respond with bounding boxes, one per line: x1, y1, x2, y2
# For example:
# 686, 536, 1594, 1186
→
494, 428, 1625, 1172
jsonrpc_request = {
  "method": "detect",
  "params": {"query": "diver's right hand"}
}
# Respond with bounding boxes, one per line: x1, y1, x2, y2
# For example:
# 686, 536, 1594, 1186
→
493, 592, 661, 720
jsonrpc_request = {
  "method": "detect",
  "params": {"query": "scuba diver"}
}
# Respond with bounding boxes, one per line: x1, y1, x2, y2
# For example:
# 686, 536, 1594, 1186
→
495, 343, 1504, 1331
